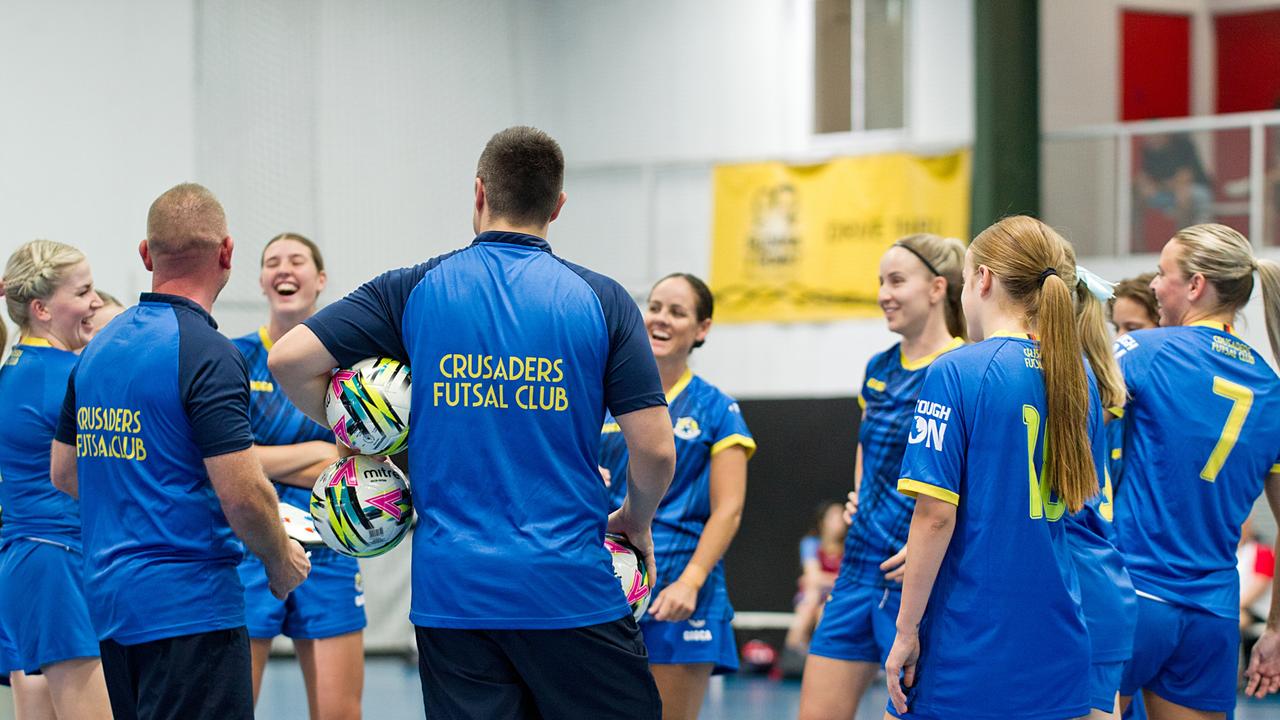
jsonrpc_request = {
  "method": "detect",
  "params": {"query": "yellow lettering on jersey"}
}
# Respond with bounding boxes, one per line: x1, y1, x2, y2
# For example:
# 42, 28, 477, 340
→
866, 378, 887, 393
250, 380, 274, 393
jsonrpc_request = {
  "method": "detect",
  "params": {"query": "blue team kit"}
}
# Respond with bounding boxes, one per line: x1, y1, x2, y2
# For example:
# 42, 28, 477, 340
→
304, 231, 666, 630
0, 339, 99, 671
599, 369, 755, 672
233, 328, 366, 640
54, 294, 254, 645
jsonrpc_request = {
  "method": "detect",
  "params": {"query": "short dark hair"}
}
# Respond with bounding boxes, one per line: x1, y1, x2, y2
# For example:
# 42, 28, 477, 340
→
1108, 272, 1159, 326
262, 232, 325, 272
653, 272, 715, 349
476, 126, 564, 226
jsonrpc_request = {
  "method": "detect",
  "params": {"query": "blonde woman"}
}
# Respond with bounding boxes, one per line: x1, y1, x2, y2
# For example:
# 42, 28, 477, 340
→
800, 234, 966, 720
884, 217, 1100, 719
0, 240, 110, 719
1115, 224, 1280, 717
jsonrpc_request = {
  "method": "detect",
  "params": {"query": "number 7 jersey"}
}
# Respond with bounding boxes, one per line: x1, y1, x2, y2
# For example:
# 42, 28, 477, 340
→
1113, 321, 1280, 619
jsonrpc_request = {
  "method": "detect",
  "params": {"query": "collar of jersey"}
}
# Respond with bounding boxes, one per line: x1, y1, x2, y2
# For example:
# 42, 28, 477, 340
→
666, 368, 694, 403
258, 326, 275, 350
139, 292, 218, 329
17, 336, 53, 348
471, 231, 551, 252
1188, 320, 1235, 335
899, 336, 965, 371
989, 330, 1036, 341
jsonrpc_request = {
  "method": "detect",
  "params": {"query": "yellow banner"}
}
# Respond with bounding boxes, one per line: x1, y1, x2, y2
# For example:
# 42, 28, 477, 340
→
710, 150, 971, 323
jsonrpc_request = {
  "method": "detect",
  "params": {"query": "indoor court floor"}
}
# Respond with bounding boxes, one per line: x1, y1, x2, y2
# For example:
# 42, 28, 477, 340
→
1, 658, 1276, 718
252, 657, 1280, 719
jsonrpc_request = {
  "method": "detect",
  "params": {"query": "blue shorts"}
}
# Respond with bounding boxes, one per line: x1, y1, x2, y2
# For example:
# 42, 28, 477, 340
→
1119, 595, 1237, 713
0, 539, 100, 672
639, 617, 738, 674
1091, 661, 1123, 712
808, 580, 899, 664
239, 552, 366, 640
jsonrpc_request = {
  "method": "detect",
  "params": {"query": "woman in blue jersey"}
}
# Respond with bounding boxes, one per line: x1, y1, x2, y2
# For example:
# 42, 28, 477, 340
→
0, 240, 111, 718
235, 233, 364, 719
883, 215, 1100, 720
1115, 224, 1280, 717
1067, 250, 1139, 720
798, 233, 966, 720
598, 273, 754, 720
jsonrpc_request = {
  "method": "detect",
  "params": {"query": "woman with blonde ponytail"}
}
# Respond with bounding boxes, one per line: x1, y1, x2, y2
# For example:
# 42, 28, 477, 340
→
1113, 223, 1280, 716
0, 240, 110, 719
799, 234, 966, 720
1062, 245, 1138, 720
883, 216, 1102, 720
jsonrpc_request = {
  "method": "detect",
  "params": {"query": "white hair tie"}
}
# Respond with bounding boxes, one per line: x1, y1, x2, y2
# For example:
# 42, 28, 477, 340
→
1076, 265, 1115, 303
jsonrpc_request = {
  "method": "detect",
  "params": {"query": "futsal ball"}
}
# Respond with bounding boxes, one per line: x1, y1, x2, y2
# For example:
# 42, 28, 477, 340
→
310, 456, 413, 558
605, 533, 652, 621
324, 357, 411, 455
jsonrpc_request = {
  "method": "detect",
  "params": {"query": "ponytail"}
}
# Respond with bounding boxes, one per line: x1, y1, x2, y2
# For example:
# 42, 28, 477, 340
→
970, 216, 1096, 512
1075, 287, 1127, 410
1061, 241, 1126, 411
1257, 259, 1280, 366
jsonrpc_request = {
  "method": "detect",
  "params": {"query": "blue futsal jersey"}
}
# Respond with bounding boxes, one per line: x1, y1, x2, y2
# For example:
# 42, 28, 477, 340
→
233, 328, 353, 569
1114, 322, 1280, 619
304, 231, 666, 629
842, 339, 962, 588
892, 334, 1092, 720
0, 340, 81, 551
54, 294, 254, 645
599, 370, 755, 621
233, 328, 334, 510
1066, 453, 1137, 665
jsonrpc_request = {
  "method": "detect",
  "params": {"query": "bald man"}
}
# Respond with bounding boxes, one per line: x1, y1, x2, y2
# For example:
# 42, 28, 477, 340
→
50, 183, 310, 720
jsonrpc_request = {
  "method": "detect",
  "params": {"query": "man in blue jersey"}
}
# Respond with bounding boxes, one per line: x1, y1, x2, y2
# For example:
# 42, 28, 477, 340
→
269, 126, 676, 719
50, 183, 311, 720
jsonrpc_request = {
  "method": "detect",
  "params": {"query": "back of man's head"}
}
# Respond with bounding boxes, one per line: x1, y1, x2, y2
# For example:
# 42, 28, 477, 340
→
476, 127, 564, 227
146, 183, 227, 266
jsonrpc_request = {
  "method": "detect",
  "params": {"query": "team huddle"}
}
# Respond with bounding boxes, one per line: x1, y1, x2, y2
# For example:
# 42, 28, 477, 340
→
0, 124, 1277, 720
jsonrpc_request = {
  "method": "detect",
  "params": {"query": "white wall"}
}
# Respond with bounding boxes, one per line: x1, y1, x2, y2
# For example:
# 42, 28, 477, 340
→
516, 0, 973, 399
0, 0, 196, 309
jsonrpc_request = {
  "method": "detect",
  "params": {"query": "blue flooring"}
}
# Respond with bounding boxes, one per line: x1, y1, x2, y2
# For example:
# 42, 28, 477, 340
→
254, 658, 1280, 719
1, 660, 1275, 718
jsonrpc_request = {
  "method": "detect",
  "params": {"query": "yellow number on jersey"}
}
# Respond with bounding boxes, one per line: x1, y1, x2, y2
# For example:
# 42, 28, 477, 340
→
1200, 377, 1253, 483
1023, 404, 1066, 521
1098, 466, 1113, 522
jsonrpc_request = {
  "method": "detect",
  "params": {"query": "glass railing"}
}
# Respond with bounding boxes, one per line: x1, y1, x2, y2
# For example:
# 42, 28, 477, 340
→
1042, 110, 1280, 256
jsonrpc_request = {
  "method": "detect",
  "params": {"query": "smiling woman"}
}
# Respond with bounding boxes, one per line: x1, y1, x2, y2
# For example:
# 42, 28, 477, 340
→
232, 231, 367, 720
798, 234, 965, 720
598, 271, 756, 720
0, 239, 110, 718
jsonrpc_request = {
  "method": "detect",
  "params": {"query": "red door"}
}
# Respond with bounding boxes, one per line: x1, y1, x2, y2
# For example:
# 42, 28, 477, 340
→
1122, 11, 1191, 121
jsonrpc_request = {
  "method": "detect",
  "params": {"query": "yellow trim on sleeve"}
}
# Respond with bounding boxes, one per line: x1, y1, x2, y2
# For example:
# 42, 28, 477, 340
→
1111, 448, 1122, 460
601, 422, 621, 434
1107, 406, 1125, 419
900, 337, 965, 371
897, 478, 959, 506
711, 434, 756, 460
17, 337, 53, 348
1271, 463, 1280, 475
258, 326, 275, 351
857, 394, 866, 410
665, 369, 694, 404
